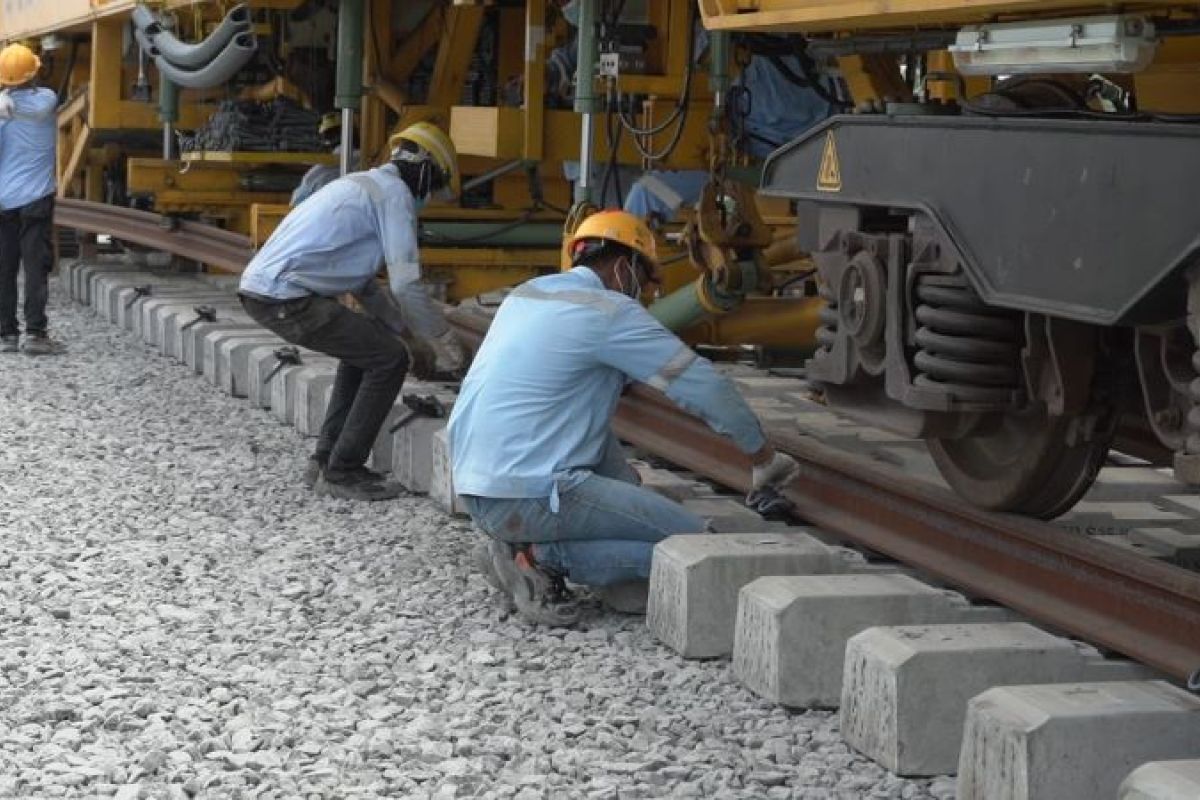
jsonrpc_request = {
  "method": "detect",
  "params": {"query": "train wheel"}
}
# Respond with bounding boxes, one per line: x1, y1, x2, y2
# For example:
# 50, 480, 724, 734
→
927, 404, 1113, 519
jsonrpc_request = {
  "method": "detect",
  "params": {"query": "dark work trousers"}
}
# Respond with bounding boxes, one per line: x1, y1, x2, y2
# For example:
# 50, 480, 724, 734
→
240, 293, 409, 472
0, 194, 55, 337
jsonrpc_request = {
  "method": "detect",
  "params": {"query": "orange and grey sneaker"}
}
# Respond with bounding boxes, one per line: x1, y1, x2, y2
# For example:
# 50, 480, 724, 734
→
487, 540, 580, 627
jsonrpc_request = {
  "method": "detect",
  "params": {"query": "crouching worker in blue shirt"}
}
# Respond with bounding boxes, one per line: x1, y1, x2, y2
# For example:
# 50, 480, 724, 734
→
448, 210, 799, 625
239, 122, 466, 501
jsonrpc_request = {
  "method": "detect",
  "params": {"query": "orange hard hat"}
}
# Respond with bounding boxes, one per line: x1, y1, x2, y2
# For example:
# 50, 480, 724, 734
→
0, 43, 40, 87
565, 210, 660, 280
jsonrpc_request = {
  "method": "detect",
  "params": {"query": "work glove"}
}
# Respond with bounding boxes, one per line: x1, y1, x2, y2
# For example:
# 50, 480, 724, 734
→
751, 451, 799, 493
429, 329, 468, 377
396, 328, 438, 381
746, 451, 800, 516
0, 91, 12, 121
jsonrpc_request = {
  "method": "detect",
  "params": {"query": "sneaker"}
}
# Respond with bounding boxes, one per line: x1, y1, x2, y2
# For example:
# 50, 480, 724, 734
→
594, 580, 650, 614
471, 539, 503, 590
315, 465, 403, 501
22, 334, 65, 356
0, 335, 17, 353
303, 455, 327, 489
488, 540, 580, 627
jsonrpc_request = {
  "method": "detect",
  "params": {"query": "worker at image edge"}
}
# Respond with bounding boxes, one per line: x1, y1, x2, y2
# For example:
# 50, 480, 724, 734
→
0, 43, 63, 357
448, 210, 800, 626
239, 121, 467, 502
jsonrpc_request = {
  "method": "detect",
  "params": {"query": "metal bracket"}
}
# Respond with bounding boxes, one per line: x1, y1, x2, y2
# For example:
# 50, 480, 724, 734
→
180, 304, 217, 332
262, 345, 302, 384
124, 284, 153, 309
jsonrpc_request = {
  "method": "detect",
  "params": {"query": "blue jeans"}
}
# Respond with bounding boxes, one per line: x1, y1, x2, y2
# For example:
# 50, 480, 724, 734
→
460, 435, 706, 587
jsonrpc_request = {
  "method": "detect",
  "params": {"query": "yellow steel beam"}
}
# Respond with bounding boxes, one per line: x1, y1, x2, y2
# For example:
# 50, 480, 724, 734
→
389, 4, 445, 80
88, 18, 122, 130
426, 6, 485, 109
58, 123, 93, 198
522, 0, 547, 160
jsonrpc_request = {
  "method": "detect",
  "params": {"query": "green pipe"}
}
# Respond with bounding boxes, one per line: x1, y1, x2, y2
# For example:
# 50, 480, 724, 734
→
419, 222, 565, 248
573, 0, 599, 204
708, 31, 731, 113
572, 0, 600, 116
158, 77, 179, 124
335, 0, 364, 111
649, 276, 740, 332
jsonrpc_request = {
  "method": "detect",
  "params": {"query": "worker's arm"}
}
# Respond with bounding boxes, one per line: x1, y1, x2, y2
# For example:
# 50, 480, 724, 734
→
596, 300, 768, 455
353, 277, 407, 336
376, 190, 467, 373
377, 191, 448, 339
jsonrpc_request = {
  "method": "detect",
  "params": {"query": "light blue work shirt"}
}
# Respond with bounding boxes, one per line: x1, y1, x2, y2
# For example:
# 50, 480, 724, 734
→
240, 164, 445, 337
449, 267, 767, 505
0, 87, 57, 210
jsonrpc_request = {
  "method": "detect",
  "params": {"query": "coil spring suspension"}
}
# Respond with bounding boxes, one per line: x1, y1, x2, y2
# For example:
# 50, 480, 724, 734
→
912, 276, 1022, 406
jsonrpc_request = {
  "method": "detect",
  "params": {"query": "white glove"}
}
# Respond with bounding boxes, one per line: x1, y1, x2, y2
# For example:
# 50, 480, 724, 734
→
751, 451, 799, 493
0, 92, 13, 121
429, 329, 467, 374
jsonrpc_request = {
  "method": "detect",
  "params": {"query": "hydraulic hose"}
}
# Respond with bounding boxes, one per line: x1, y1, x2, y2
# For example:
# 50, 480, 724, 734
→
133, 3, 252, 70
152, 33, 258, 90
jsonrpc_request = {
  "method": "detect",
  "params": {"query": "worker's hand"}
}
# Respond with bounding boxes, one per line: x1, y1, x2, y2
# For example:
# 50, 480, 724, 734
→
429, 329, 468, 377
0, 92, 12, 121
396, 329, 438, 380
751, 450, 799, 494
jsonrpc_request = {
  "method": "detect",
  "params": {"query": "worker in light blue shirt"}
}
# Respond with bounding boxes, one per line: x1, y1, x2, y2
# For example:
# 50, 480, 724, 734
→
290, 112, 360, 207
449, 210, 799, 626
0, 43, 61, 356
240, 122, 466, 501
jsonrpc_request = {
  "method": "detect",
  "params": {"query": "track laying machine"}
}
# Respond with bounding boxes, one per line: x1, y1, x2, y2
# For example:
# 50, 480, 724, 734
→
701, 0, 1200, 516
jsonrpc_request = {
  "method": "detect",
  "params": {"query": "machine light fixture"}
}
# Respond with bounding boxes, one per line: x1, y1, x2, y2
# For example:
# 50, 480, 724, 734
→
950, 15, 1158, 75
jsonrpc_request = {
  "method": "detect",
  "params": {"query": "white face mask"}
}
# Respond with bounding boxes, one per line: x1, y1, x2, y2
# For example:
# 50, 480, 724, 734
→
561, 0, 580, 27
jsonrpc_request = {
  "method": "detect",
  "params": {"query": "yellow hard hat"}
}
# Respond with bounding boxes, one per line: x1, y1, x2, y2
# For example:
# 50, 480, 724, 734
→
566, 210, 660, 279
389, 122, 459, 194
0, 43, 40, 87
317, 112, 341, 137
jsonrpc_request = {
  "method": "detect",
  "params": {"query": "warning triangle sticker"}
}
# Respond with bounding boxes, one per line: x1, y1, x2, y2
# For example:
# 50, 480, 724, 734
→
817, 132, 842, 192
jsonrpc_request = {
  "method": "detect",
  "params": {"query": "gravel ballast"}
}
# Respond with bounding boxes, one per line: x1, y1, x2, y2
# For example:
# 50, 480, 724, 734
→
0, 283, 953, 799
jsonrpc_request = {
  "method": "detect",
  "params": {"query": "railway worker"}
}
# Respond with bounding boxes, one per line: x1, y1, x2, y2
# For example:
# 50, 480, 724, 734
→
239, 122, 467, 501
290, 112, 359, 207
0, 43, 63, 356
448, 210, 800, 626
624, 44, 834, 222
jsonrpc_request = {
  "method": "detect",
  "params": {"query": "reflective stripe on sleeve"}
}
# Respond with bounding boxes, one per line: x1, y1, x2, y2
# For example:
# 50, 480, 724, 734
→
646, 345, 697, 391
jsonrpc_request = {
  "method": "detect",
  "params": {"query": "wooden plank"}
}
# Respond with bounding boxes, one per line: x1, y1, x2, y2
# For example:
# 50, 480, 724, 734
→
427, 6, 485, 109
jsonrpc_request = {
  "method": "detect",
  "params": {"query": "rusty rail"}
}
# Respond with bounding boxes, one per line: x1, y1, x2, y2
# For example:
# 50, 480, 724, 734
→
56, 199, 253, 274
55, 205, 1200, 683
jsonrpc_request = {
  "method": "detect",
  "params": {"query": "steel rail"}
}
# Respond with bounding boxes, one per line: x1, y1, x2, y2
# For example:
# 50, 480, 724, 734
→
55, 199, 253, 274
55, 205, 1200, 682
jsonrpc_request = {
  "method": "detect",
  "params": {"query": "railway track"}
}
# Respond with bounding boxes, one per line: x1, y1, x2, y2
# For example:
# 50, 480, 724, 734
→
56, 199, 1200, 685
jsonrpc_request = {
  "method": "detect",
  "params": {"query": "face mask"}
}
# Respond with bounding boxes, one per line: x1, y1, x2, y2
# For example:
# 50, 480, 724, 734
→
561, 0, 580, 27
